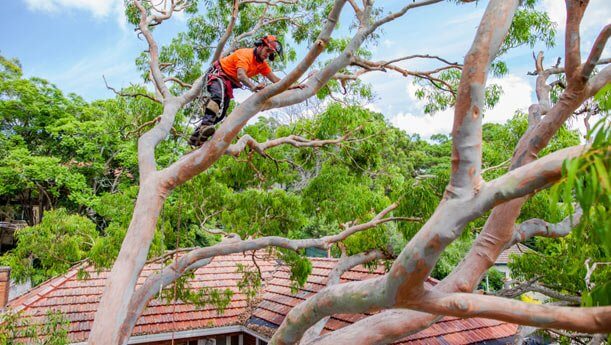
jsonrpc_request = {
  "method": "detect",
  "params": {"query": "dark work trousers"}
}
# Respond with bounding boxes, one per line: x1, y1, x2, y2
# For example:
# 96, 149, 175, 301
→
199, 77, 233, 126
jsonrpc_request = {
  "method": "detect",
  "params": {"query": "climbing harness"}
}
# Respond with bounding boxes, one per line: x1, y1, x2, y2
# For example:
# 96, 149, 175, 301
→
185, 62, 229, 146
186, 63, 227, 121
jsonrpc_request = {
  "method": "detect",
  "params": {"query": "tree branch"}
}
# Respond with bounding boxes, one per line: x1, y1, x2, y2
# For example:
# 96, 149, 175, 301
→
496, 279, 581, 304
581, 24, 611, 78
133, 0, 171, 99
300, 249, 390, 344
212, 0, 239, 62
448, 0, 518, 199
164, 76, 192, 89
260, 0, 347, 98
509, 207, 582, 247
162, 0, 349, 188
409, 291, 611, 334
265, 0, 444, 110
103, 76, 161, 103
564, 0, 588, 81
225, 126, 362, 156
118, 201, 413, 342
272, 143, 584, 345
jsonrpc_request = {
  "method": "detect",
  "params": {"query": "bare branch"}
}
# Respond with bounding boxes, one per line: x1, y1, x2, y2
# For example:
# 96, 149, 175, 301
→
481, 158, 511, 174
240, 0, 297, 4
212, 0, 239, 62
409, 291, 611, 334
164, 76, 192, 89
340, 56, 460, 96
585, 259, 611, 290
586, 64, 611, 98
103, 75, 161, 103
509, 208, 582, 247
261, 0, 347, 97
126, 116, 161, 138
582, 24, 611, 78
564, 0, 588, 81
265, 1, 445, 110
225, 126, 362, 156
300, 249, 390, 344
496, 279, 581, 304
384, 54, 461, 67
133, 0, 171, 99
273, 143, 585, 345
346, 0, 362, 18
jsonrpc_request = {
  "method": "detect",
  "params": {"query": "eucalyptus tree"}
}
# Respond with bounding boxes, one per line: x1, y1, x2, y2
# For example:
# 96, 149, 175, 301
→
89, 0, 611, 344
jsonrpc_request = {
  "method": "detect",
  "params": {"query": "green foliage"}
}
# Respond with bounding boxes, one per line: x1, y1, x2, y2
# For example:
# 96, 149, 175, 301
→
552, 114, 610, 256
236, 263, 263, 302
595, 83, 611, 111
279, 249, 313, 293
482, 267, 505, 292
0, 309, 70, 345
161, 272, 234, 312
431, 235, 472, 280
498, 8, 556, 55
582, 280, 611, 307
222, 189, 306, 238
412, 69, 504, 115
0, 209, 97, 285
511, 114, 610, 301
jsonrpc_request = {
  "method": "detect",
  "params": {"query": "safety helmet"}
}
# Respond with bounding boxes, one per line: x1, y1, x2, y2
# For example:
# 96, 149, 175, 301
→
255, 35, 283, 61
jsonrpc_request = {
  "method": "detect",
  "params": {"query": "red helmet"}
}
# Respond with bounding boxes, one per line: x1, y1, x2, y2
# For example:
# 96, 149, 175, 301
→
256, 35, 283, 61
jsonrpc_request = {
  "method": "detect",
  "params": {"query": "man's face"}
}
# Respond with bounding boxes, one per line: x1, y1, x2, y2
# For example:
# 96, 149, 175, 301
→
256, 46, 274, 61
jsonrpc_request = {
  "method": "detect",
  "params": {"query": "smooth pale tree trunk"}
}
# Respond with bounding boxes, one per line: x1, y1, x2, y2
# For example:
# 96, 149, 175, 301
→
88, 179, 166, 343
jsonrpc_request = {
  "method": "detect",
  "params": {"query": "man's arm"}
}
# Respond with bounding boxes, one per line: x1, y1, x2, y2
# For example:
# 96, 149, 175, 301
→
265, 71, 281, 83
237, 68, 265, 91
265, 71, 306, 90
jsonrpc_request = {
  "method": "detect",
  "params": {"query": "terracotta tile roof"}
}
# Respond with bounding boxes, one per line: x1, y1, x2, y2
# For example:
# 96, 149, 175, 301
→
249, 258, 518, 344
496, 243, 530, 265
7, 254, 517, 344
7, 252, 279, 343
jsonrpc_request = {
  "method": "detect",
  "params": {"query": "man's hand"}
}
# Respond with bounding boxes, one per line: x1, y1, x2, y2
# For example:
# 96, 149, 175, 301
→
288, 84, 307, 90
253, 82, 267, 92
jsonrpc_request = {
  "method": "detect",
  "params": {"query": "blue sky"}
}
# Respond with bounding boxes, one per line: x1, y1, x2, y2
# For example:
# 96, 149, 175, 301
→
1, 0, 609, 137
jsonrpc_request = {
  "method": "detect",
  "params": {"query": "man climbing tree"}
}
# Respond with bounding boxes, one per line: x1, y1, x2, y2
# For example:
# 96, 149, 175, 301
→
189, 35, 302, 146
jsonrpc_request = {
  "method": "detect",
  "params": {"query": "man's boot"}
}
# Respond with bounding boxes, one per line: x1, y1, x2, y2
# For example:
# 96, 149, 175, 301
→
188, 124, 216, 147
188, 100, 221, 147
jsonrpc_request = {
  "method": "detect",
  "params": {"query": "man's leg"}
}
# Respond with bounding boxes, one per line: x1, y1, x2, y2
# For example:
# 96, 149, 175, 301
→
188, 79, 226, 147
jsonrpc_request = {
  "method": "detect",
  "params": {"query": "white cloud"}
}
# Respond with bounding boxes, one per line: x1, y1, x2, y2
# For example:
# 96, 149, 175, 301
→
24, 0, 120, 17
484, 74, 533, 124
390, 74, 533, 138
541, 0, 565, 31
542, 0, 610, 33
391, 110, 454, 138
23, 0, 128, 30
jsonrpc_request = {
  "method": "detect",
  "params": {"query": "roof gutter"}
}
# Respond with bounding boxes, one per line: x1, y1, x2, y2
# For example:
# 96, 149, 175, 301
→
71, 325, 270, 345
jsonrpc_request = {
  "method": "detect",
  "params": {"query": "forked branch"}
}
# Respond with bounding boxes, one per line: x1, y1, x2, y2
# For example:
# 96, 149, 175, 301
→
225, 126, 363, 156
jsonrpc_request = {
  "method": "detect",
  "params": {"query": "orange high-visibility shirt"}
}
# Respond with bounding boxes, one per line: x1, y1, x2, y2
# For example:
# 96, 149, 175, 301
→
219, 48, 272, 80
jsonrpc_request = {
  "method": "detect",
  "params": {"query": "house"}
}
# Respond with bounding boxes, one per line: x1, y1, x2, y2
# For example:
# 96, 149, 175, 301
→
494, 243, 530, 279
3, 253, 518, 344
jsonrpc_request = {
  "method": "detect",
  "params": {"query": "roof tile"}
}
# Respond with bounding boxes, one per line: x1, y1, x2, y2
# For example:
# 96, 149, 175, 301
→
7, 253, 517, 343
